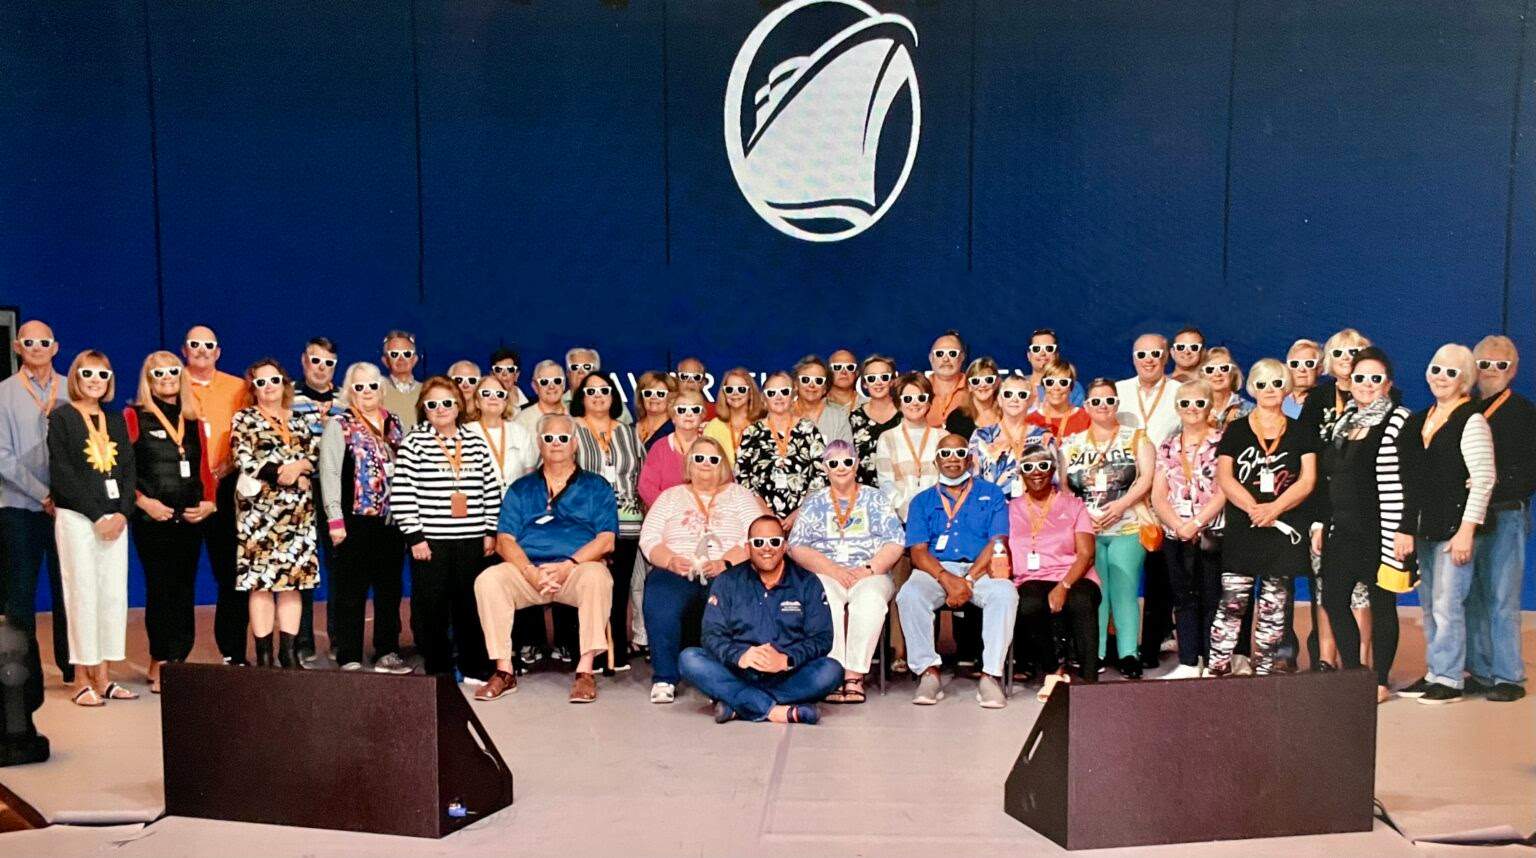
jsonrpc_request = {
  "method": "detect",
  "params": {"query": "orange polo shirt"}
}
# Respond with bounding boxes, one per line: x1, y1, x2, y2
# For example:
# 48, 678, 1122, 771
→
186, 370, 251, 476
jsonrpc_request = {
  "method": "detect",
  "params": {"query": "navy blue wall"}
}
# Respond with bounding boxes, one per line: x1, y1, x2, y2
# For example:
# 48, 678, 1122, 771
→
3, 0, 1532, 609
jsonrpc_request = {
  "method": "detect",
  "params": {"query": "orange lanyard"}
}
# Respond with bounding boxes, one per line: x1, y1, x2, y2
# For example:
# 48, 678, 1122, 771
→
900, 423, 931, 468
1024, 492, 1055, 545
1085, 426, 1117, 474
1482, 389, 1512, 421
832, 485, 859, 534
1421, 397, 1468, 447
729, 419, 747, 453
261, 408, 293, 450
145, 399, 187, 457
482, 424, 508, 475
1137, 378, 1168, 427
1250, 412, 1286, 461
81, 407, 117, 474
939, 482, 972, 523
23, 374, 57, 416
433, 432, 463, 484
766, 417, 793, 458
583, 418, 613, 458
1178, 431, 1208, 500
687, 486, 719, 523
994, 419, 1030, 459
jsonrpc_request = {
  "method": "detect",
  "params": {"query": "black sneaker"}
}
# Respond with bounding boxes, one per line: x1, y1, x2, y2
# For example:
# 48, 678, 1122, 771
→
553, 645, 575, 663
1418, 683, 1463, 705
1397, 678, 1433, 698
1487, 683, 1526, 703
713, 701, 737, 724
1118, 655, 1143, 680
1463, 677, 1494, 697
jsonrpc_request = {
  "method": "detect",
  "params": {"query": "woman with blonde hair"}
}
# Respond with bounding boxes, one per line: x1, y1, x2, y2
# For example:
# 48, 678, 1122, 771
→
1026, 357, 1090, 439
126, 352, 216, 692
1283, 339, 1323, 418
703, 367, 765, 470
945, 357, 1002, 439
1301, 328, 1371, 442
848, 355, 900, 488
1200, 346, 1252, 428
633, 370, 679, 448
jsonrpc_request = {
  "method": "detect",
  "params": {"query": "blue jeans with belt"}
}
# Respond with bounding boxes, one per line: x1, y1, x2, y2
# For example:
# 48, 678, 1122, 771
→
1466, 505, 1529, 686
678, 647, 843, 721
1418, 536, 1479, 689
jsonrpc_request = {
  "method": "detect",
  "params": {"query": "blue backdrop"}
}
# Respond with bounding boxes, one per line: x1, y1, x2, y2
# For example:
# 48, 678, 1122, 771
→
3, 0, 1533, 609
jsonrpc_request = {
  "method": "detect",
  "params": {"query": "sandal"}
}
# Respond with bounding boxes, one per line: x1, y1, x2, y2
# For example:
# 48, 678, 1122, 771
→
72, 686, 105, 707
103, 682, 140, 700
825, 680, 849, 704
842, 677, 866, 704
1037, 673, 1069, 704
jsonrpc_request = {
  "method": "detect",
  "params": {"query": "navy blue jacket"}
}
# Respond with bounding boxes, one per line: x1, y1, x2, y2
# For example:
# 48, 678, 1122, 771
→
701, 559, 832, 671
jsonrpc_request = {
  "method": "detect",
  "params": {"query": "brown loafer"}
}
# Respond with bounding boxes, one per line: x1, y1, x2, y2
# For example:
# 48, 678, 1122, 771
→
569, 671, 597, 704
474, 670, 518, 702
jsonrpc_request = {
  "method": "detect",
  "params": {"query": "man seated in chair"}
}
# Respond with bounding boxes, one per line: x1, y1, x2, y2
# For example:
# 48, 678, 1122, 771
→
679, 516, 843, 724
895, 434, 1017, 709
474, 414, 615, 704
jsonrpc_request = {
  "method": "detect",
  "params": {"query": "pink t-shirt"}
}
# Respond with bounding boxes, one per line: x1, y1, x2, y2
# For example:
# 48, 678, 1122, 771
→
637, 434, 687, 509
1006, 492, 1099, 586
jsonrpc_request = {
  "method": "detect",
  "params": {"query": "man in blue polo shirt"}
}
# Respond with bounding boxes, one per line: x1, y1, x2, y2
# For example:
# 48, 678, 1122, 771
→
896, 434, 1017, 709
473, 414, 615, 704
679, 515, 843, 725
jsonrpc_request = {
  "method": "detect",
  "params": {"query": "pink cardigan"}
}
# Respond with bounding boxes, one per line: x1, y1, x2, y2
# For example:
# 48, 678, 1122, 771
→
638, 433, 686, 508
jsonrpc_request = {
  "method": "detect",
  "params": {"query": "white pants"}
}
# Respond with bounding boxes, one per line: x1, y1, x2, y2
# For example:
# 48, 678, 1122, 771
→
55, 508, 129, 666
817, 573, 895, 674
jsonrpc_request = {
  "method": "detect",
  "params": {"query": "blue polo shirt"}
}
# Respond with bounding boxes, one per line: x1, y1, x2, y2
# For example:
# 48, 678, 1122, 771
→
904, 477, 1008, 563
701, 559, 832, 671
498, 468, 618, 564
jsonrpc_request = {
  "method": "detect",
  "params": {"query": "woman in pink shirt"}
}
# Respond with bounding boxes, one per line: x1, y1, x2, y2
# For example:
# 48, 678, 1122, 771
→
637, 390, 707, 508
1007, 443, 1099, 701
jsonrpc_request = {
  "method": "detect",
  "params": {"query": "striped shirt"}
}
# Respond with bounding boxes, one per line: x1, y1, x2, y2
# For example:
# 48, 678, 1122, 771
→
874, 422, 941, 520
638, 482, 763, 561
1455, 413, 1496, 526
389, 424, 499, 544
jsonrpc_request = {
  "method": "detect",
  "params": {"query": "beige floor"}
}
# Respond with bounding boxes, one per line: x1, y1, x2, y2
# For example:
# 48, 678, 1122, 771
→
0, 605, 1531, 857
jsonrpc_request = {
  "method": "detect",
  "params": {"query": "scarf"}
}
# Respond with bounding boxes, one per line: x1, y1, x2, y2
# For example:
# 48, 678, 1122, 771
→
1332, 395, 1393, 443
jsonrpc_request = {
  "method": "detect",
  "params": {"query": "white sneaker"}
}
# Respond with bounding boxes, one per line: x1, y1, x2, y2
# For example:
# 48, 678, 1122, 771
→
373, 653, 412, 675
912, 669, 944, 705
340, 661, 363, 671
1162, 663, 1205, 680
650, 682, 676, 704
1232, 655, 1254, 676
1160, 637, 1179, 654
976, 675, 1007, 709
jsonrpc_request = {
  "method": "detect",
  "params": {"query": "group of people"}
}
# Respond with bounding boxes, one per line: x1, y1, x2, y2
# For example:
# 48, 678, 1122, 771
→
0, 320, 1529, 723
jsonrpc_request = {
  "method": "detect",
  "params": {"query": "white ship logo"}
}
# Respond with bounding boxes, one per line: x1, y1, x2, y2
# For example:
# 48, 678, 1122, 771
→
724, 0, 921, 242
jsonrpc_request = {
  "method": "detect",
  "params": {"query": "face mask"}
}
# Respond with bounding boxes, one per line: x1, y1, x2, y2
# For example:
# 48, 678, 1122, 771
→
938, 472, 970, 487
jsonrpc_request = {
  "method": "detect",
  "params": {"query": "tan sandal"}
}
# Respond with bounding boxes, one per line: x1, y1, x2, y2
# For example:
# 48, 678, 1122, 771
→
72, 686, 105, 707
103, 682, 139, 700
842, 677, 866, 704
1037, 673, 1069, 704
825, 680, 849, 704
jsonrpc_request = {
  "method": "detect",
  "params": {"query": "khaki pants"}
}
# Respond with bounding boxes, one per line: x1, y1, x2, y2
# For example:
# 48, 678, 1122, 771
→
888, 554, 912, 657
475, 561, 613, 660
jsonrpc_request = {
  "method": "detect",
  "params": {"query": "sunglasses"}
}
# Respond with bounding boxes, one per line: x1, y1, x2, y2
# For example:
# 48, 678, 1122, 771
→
1331, 348, 1362, 359
900, 393, 931, 404
999, 388, 1032, 400
749, 536, 785, 549
1028, 343, 1058, 355
536, 376, 564, 388
690, 453, 722, 465
641, 388, 669, 399
541, 433, 572, 444
968, 374, 997, 387
1172, 343, 1203, 354
1202, 363, 1234, 375
1041, 377, 1072, 389
491, 364, 519, 375
936, 448, 969, 460
149, 366, 182, 379
568, 362, 595, 373
352, 381, 380, 392
423, 398, 456, 411
1019, 460, 1054, 474
764, 386, 793, 398
1351, 373, 1385, 385
722, 384, 751, 395
252, 374, 284, 388
78, 367, 113, 381
308, 355, 337, 368
1086, 396, 1118, 407
798, 375, 827, 386
1252, 379, 1284, 391
1477, 359, 1512, 371
674, 404, 703, 415
824, 457, 855, 469
18, 338, 53, 348
932, 348, 960, 359
676, 372, 705, 382
1288, 358, 1319, 369
863, 372, 893, 384
583, 386, 612, 396
1177, 398, 1209, 409
452, 375, 481, 387
479, 388, 509, 400
830, 363, 856, 373
387, 349, 415, 360
186, 339, 218, 351
1134, 349, 1165, 361
1427, 364, 1460, 379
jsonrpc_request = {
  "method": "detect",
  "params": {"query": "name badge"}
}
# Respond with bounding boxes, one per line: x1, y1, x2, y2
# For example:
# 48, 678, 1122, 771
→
834, 543, 851, 564
1093, 471, 1108, 493
533, 514, 555, 525
1027, 551, 1041, 571
933, 533, 949, 552
1259, 469, 1275, 495
179, 459, 192, 479
1174, 498, 1194, 519
104, 479, 120, 500
450, 491, 469, 519
383, 461, 395, 478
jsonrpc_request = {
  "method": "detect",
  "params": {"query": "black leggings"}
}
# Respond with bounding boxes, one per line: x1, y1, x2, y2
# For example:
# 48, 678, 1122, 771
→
330, 516, 405, 665
409, 537, 490, 679
1015, 579, 1101, 681
132, 516, 203, 662
1320, 530, 1399, 686
1163, 538, 1221, 667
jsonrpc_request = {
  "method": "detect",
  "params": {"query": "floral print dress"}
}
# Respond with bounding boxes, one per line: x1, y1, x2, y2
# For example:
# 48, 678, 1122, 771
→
736, 418, 827, 517
233, 406, 321, 591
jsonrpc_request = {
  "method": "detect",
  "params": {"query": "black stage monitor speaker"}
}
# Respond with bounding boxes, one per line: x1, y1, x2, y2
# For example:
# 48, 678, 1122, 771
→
1005, 669, 1376, 850
162, 663, 513, 838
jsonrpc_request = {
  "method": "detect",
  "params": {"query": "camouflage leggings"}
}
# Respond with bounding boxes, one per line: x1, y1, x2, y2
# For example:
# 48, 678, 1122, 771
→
1208, 574, 1290, 675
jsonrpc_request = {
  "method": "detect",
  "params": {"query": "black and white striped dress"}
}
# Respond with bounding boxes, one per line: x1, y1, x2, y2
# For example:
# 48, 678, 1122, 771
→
389, 425, 500, 544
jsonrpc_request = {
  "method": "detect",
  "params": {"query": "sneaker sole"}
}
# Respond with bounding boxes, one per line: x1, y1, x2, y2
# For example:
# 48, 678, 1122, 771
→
976, 693, 1007, 709
474, 690, 515, 702
1417, 695, 1463, 705
912, 691, 945, 705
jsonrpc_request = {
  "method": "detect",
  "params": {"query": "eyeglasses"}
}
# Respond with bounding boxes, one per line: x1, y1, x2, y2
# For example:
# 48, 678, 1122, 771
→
78, 367, 113, 381
535, 376, 564, 388
423, 398, 456, 411
1172, 342, 1203, 354
1086, 396, 1118, 407
1331, 348, 1362, 359
900, 393, 930, 404
18, 338, 53, 349
149, 366, 182, 379
308, 355, 337, 368
862, 372, 893, 384
351, 381, 380, 392
186, 339, 218, 351
676, 372, 705, 382
252, 374, 284, 388
1288, 358, 1319, 369
967, 374, 997, 387
568, 362, 595, 373
1018, 460, 1054, 474
1177, 398, 1209, 410
541, 433, 572, 444
1350, 373, 1385, 385
798, 375, 827, 386
491, 364, 519, 376
1477, 359, 1512, 371
1041, 377, 1072, 389
452, 375, 480, 387
674, 404, 703, 415
479, 388, 509, 400
1428, 364, 1460, 379
749, 536, 785, 549
1201, 363, 1234, 375
999, 388, 1031, 401
641, 388, 669, 399
722, 385, 750, 395
690, 453, 722, 465
1252, 379, 1284, 391
583, 386, 612, 396
830, 363, 856, 373
1134, 349, 1165, 361
1028, 343, 1057, 355
386, 349, 415, 360
936, 448, 969, 460
824, 457, 855, 469
932, 348, 960, 359
764, 386, 792, 398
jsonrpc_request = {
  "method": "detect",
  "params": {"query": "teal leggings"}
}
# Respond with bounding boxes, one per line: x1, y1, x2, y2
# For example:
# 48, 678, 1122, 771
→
1096, 534, 1148, 660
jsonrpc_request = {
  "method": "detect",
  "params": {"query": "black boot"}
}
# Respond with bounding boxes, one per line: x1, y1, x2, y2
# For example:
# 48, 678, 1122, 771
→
278, 632, 298, 669
1118, 655, 1143, 680
254, 634, 274, 668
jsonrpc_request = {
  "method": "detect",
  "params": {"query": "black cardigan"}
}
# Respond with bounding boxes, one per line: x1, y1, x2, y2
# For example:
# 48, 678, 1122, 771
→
47, 403, 136, 520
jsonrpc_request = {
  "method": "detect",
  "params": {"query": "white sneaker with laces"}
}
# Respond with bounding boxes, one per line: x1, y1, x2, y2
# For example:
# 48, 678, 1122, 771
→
1162, 663, 1205, 680
373, 653, 412, 675
340, 661, 363, 672
650, 682, 676, 704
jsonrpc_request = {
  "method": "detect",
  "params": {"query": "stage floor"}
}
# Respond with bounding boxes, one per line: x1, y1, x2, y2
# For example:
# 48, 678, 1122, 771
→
1, 605, 1531, 857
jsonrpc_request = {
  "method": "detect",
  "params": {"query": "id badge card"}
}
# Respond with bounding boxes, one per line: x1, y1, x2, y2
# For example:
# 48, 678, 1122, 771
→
1093, 471, 1108, 493
450, 491, 469, 519
933, 533, 950, 552
104, 478, 120, 500
179, 459, 192, 479
383, 461, 395, 478
1174, 497, 1194, 519
1259, 469, 1275, 495
834, 543, 851, 564
1027, 551, 1041, 571
533, 513, 555, 525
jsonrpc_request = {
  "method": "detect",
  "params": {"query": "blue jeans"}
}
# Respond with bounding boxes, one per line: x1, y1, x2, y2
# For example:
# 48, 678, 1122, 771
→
896, 562, 1019, 677
642, 569, 708, 685
1466, 506, 1529, 686
1418, 536, 1479, 689
678, 647, 843, 721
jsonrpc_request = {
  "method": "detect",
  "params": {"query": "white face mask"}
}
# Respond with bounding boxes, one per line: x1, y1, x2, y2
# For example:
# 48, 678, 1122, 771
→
937, 472, 970, 487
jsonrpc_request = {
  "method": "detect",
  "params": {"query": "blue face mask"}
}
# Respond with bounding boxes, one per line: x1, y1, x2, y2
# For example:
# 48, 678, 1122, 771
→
937, 471, 970, 487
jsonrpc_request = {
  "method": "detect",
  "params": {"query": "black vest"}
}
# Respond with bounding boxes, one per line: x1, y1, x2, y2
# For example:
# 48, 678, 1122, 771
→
1404, 400, 1476, 541
131, 401, 205, 511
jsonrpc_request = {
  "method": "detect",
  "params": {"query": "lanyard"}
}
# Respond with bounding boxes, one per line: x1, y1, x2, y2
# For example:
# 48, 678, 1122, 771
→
939, 481, 972, 526
766, 416, 793, 458
1421, 397, 1469, 447
23, 373, 57, 416
482, 423, 508, 475
261, 408, 294, 450
583, 418, 613, 458
81, 407, 118, 474
832, 485, 859, 535
433, 431, 463, 485
1482, 389, 1512, 421
1249, 411, 1287, 462
1023, 491, 1055, 545
1085, 425, 1118, 473
544, 470, 576, 512
900, 423, 931, 469
687, 485, 719, 523
1178, 430, 1208, 501
993, 419, 1030, 459
145, 399, 187, 458
1136, 378, 1168, 428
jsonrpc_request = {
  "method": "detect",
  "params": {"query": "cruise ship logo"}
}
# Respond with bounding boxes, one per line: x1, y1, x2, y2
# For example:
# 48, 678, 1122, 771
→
724, 0, 921, 242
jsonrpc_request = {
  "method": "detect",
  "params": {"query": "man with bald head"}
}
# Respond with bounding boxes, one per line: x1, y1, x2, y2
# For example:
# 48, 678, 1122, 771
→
0, 320, 72, 698
674, 356, 715, 420
181, 324, 253, 664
